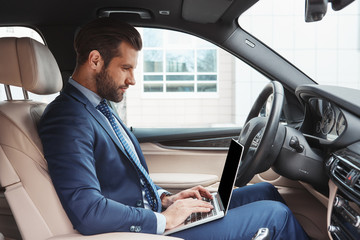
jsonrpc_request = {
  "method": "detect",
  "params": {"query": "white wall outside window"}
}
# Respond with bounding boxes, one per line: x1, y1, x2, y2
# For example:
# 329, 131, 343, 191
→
239, 0, 360, 89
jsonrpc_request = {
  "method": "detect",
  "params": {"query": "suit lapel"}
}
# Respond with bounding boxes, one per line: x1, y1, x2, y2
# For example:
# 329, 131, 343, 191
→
62, 83, 127, 155
113, 113, 149, 170
88, 104, 128, 153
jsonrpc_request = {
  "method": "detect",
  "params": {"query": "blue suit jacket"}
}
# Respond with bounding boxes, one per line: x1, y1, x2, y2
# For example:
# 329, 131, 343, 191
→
39, 83, 159, 235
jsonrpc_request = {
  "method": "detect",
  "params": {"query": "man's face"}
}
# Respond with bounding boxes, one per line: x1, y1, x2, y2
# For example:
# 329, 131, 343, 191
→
95, 41, 138, 102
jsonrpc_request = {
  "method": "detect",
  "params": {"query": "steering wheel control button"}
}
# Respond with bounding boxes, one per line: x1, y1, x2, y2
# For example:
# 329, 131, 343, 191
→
251, 131, 263, 148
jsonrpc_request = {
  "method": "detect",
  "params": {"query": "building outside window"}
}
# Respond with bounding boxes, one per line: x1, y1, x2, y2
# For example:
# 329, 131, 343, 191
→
123, 27, 244, 128
141, 28, 218, 94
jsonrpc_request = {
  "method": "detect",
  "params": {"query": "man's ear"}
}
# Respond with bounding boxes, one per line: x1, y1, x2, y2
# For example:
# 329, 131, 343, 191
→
88, 50, 104, 71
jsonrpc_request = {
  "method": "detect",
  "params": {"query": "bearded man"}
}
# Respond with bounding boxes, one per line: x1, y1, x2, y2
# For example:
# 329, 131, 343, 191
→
38, 18, 309, 240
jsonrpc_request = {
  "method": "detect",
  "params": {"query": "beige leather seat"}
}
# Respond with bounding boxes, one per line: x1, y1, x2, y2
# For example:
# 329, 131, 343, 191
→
0, 37, 181, 240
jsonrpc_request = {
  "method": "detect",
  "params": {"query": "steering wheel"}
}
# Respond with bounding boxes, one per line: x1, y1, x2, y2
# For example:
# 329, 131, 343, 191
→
235, 81, 286, 187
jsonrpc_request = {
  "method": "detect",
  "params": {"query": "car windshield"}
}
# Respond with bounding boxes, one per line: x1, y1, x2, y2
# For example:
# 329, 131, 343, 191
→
239, 0, 360, 90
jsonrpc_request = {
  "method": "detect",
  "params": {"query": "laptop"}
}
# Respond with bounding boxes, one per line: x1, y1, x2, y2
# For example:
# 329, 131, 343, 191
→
164, 139, 244, 235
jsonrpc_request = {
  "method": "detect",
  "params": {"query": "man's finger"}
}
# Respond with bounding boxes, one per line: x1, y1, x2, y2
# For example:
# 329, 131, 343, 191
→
181, 189, 202, 200
195, 186, 212, 199
186, 198, 213, 209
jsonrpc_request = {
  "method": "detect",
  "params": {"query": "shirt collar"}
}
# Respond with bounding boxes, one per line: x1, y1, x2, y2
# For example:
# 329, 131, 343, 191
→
68, 77, 102, 107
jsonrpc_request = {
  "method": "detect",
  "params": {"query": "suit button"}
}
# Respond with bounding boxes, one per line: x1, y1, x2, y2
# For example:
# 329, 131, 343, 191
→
136, 200, 143, 207
135, 226, 142, 232
130, 226, 136, 232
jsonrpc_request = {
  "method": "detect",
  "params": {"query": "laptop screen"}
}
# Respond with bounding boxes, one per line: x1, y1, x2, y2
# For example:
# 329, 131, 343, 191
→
218, 139, 244, 212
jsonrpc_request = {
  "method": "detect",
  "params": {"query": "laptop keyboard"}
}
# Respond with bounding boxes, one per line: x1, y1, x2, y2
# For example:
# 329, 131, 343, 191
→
184, 197, 217, 225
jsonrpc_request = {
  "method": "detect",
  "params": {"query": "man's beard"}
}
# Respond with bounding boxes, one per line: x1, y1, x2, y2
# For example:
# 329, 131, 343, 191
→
95, 66, 126, 103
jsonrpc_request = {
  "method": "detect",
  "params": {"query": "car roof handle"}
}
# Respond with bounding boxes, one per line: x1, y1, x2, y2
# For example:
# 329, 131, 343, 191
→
98, 8, 152, 19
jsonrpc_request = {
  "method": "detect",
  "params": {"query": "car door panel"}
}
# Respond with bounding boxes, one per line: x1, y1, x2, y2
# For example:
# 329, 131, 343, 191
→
135, 127, 301, 192
142, 142, 226, 193
134, 127, 239, 192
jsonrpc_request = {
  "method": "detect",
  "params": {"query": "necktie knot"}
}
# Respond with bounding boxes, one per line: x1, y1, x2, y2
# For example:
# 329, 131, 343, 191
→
96, 100, 112, 119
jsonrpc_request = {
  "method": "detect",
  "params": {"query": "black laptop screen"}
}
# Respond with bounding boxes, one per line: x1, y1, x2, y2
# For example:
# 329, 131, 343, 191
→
218, 139, 244, 211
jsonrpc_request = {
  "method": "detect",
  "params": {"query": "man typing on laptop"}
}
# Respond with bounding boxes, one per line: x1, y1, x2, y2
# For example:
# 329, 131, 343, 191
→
39, 18, 309, 239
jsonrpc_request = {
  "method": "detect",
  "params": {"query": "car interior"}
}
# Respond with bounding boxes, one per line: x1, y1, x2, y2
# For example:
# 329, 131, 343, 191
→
0, 0, 359, 240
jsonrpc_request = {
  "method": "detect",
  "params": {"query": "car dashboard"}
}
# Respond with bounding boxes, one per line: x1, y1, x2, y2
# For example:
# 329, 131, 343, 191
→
296, 84, 360, 239
304, 98, 346, 142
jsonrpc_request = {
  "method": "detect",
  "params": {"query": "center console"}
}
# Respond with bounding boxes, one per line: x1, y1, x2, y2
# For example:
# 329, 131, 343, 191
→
327, 143, 360, 240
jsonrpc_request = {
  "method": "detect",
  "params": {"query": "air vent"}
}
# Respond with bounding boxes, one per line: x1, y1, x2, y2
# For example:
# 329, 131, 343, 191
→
332, 156, 360, 198
354, 178, 360, 194
333, 159, 352, 182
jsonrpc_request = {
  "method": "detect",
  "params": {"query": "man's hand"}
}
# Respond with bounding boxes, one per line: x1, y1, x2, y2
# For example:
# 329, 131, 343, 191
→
161, 185, 213, 209
161, 197, 214, 230
160, 185, 214, 230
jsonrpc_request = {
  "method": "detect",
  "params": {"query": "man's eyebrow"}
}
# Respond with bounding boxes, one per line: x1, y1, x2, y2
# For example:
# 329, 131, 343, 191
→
121, 64, 133, 68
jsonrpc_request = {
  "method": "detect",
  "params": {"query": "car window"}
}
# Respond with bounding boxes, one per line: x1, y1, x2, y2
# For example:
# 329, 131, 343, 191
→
141, 28, 218, 94
239, 0, 360, 90
115, 28, 269, 128
0, 26, 59, 103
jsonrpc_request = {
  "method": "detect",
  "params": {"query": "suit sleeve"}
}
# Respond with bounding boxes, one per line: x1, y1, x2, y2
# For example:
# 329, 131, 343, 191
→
39, 102, 158, 235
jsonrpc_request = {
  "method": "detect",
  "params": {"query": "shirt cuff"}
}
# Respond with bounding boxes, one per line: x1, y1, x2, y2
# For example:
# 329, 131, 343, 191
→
157, 189, 169, 196
154, 212, 166, 234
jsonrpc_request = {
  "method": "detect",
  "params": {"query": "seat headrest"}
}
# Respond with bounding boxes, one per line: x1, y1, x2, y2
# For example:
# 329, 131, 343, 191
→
0, 37, 63, 94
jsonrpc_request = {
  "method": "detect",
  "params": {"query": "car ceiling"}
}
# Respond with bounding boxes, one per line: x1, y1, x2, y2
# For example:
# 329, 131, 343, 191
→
0, 0, 255, 70
0, 0, 314, 90
0, 0, 256, 26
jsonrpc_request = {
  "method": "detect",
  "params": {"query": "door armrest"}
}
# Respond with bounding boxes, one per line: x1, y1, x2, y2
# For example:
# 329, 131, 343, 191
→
151, 173, 218, 190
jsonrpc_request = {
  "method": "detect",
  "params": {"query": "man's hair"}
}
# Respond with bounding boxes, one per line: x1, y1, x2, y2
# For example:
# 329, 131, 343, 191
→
74, 18, 142, 68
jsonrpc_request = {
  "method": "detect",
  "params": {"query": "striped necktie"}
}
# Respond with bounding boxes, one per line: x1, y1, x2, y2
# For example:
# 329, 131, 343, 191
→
96, 100, 161, 212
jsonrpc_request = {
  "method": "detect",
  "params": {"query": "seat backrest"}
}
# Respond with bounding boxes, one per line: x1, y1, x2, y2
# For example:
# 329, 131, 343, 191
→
0, 37, 77, 240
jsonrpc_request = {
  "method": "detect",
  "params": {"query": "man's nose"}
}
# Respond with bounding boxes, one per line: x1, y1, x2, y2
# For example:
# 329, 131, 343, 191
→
126, 71, 136, 85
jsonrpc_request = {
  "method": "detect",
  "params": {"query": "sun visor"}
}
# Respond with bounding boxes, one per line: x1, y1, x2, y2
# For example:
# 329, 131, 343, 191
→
182, 0, 233, 24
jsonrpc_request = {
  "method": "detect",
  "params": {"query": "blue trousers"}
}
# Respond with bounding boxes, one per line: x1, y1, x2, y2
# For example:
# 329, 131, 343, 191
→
170, 182, 309, 240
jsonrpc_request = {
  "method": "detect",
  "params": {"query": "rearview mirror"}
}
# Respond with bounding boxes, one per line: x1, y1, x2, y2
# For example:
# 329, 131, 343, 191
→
305, 0, 328, 22
305, 0, 355, 22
